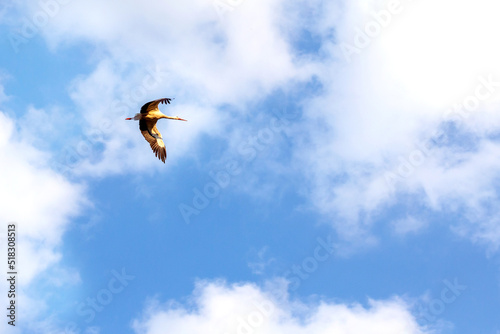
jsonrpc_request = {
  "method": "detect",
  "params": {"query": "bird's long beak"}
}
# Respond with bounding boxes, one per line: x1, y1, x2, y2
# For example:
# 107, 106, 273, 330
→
176, 117, 187, 121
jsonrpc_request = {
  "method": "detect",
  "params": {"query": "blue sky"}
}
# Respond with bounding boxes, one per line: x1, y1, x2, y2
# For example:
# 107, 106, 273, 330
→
1, 0, 500, 333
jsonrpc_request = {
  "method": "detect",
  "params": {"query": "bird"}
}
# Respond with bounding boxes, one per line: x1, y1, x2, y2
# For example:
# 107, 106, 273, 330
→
126, 98, 187, 163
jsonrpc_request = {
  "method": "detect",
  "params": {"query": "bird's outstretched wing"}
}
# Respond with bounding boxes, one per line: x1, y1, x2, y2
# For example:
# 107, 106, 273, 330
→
139, 120, 167, 163
140, 98, 173, 114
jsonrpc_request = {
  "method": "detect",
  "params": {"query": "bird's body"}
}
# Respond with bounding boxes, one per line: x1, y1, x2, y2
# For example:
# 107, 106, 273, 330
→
126, 98, 186, 163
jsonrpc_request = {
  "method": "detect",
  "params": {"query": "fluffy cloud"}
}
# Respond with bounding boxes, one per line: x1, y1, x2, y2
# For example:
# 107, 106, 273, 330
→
40, 0, 300, 102
0, 109, 86, 332
132, 280, 431, 334
296, 0, 500, 248
0, 111, 86, 282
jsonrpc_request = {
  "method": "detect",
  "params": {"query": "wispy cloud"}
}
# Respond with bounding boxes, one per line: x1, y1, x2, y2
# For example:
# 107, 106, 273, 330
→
247, 247, 276, 275
392, 216, 428, 236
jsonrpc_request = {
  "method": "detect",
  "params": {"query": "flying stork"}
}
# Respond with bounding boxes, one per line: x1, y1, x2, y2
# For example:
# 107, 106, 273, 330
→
126, 98, 187, 163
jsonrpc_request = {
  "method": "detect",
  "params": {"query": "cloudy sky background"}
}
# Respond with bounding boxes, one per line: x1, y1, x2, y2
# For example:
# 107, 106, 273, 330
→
1, 0, 500, 333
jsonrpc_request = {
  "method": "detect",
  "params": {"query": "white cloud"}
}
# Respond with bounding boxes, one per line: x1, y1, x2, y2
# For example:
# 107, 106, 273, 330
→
132, 280, 432, 334
296, 0, 500, 248
0, 111, 86, 283
392, 216, 428, 236
247, 246, 276, 275
40, 0, 300, 102
0, 109, 86, 332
